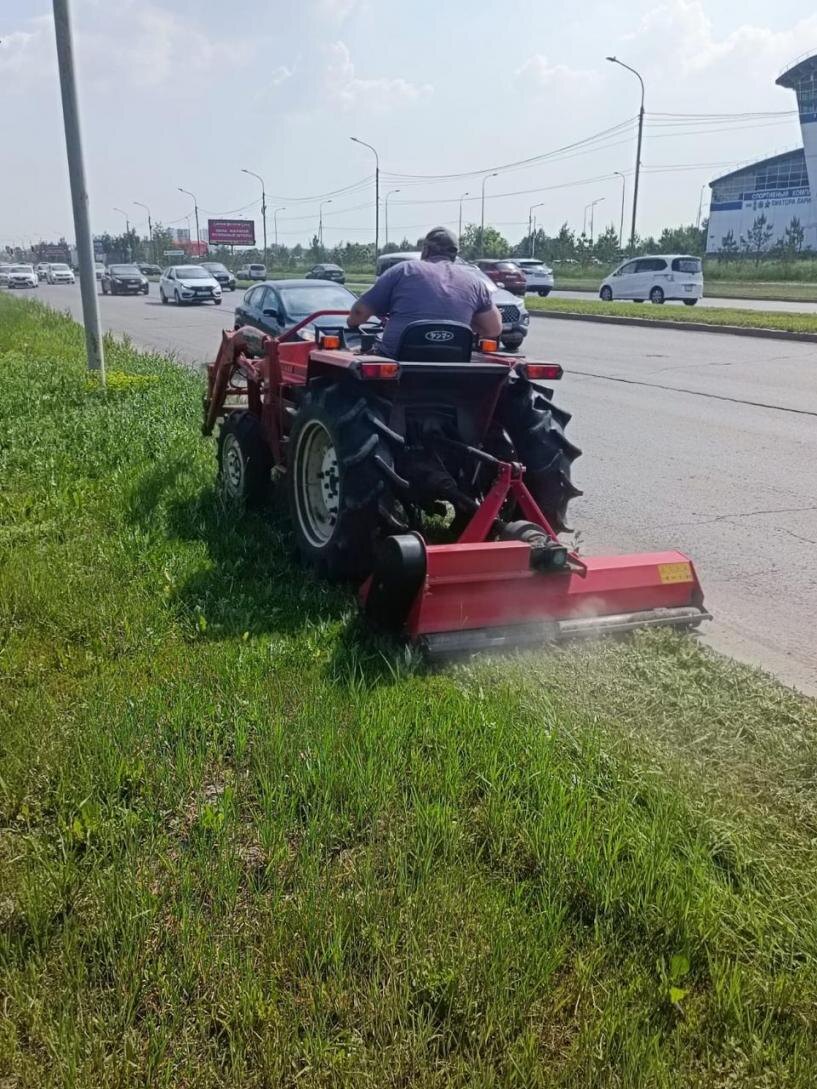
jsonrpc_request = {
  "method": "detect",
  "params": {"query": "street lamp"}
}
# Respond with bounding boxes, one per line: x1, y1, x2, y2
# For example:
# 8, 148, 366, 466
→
273, 206, 286, 250
480, 172, 499, 255
613, 173, 626, 250
528, 201, 544, 257
696, 182, 709, 230
458, 191, 469, 249
350, 136, 380, 268
583, 198, 605, 246
384, 189, 400, 247
606, 56, 645, 252
242, 168, 267, 268
133, 200, 153, 262
178, 187, 200, 253
318, 199, 333, 248
114, 206, 130, 258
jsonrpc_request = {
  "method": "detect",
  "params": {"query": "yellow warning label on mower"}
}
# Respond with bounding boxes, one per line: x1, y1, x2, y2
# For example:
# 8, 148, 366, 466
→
658, 562, 693, 584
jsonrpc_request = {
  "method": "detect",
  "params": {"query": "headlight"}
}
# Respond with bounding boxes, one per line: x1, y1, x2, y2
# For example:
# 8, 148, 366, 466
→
520, 312, 530, 325
297, 325, 316, 341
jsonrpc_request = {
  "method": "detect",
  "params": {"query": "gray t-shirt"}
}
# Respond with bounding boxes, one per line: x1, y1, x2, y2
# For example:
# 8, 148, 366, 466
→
357, 256, 494, 357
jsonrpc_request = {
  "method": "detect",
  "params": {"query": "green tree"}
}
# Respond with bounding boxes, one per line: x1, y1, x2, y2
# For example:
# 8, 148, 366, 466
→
740, 213, 774, 265
718, 229, 739, 262
593, 224, 621, 264
656, 223, 705, 256
784, 216, 805, 258
458, 223, 509, 259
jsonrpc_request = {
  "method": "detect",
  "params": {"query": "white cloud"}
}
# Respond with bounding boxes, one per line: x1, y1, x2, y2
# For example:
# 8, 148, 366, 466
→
270, 65, 294, 86
515, 54, 600, 93
323, 41, 433, 111
315, 0, 361, 20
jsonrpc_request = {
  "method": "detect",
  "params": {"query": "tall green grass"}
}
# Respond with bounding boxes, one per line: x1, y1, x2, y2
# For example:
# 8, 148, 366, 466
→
1, 297, 816, 1087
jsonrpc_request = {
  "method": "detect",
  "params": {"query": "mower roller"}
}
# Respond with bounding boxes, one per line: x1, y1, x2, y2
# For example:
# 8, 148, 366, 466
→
203, 311, 709, 654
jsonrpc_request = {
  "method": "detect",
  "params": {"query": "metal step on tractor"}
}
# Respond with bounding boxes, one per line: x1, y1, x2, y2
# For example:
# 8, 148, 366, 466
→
203, 311, 709, 655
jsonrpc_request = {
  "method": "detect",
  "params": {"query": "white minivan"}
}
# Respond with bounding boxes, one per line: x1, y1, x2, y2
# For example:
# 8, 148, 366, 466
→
599, 254, 703, 305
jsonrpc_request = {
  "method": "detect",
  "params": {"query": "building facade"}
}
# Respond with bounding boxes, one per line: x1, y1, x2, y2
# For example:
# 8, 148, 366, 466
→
706, 52, 817, 254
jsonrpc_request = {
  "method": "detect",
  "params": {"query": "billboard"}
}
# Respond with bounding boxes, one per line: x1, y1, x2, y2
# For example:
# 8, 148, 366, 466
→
207, 218, 256, 245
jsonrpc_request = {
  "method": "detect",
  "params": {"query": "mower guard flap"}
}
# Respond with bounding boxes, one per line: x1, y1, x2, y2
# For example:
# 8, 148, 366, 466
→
363, 537, 710, 657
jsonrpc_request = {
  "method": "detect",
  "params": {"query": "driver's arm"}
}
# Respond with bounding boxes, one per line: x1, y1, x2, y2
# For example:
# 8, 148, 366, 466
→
347, 267, 398, 327
472, 303, 502, 339
347, 298, 376, 328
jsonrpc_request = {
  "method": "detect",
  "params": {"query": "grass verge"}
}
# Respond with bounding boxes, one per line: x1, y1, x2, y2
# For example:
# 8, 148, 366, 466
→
2, 296, 817, 1087
527, 294, 817, 335
549, 277, 817, 303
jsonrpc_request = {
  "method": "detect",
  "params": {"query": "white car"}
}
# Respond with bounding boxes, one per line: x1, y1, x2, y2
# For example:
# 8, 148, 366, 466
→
46, 263, 76, 285
237, 263, 266, 281
512, 257, 555, 297
159, 265, 222, 306
0, 263, 12, 286
36, 263, 50, 281
8, 264, 38, 289
599, 254, 704, 306
95, 262, 105, 281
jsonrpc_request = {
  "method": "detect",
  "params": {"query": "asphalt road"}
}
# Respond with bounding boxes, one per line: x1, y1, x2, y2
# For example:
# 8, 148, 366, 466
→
26, 283, 817, 695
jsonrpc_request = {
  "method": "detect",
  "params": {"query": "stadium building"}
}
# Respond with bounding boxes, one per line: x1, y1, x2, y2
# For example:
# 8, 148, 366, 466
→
706, 52, 817, 254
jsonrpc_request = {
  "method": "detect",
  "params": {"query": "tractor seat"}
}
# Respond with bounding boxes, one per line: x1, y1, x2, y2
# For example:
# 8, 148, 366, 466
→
394, 320, 473, 363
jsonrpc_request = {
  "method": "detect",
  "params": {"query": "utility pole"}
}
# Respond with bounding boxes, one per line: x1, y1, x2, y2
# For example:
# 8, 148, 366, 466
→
480, 172, 498, 256
318, 199, 332, 249
613, 172, 626, 250
458, 191, 469, 250
273, 206, 286, 250
528, 201, 544, 257
696, 183, 708, 229
242, 168, 267, 269
607, 56, 645, 253
51, 0, 104, 379
384, 189, 400, 247
134, 201, 153, 263
350, 137, 379, 269
114, 207, 131, 259
178, 187, 200, 255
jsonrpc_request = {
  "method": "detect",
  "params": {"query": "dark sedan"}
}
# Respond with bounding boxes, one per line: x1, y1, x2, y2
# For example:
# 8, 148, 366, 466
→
234, 279, 358, 339
305, 262, 346, 284
202, 261, 237, 291
101, 264, 149, 296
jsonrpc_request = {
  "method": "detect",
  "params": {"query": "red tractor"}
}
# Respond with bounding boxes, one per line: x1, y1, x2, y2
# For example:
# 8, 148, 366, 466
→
203, 313, 708, 654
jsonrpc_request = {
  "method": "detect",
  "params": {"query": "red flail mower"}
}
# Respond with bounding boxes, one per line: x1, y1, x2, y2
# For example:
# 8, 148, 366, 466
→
203, 312, 709, 656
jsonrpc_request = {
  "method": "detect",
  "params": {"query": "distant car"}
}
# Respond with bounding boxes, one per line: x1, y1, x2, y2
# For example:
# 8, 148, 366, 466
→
201, 261, 236, 291
101, 264, 149, 296
0, 264, 12, 286
376, 251, 421, 276
511, 257, 555, 297
94, 262, 105, 281
159, 265, 222, 305
8, 264, 38, 289
599, 254, 704, 305
237, 263, 266, 281
305, 262, 345, 284
46, 263, 75, 284
35, 263, 50, 281
474, 259, 527, 297
138, 263, 161, 277
234, 279, 358, 338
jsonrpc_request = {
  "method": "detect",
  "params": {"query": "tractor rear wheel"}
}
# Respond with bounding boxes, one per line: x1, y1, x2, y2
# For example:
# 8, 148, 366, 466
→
497, 374, 582, 533
288, 383, 394, 578
217, 410, 272, 507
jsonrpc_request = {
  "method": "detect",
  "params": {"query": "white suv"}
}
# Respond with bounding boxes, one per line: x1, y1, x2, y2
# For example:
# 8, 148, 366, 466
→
512, 257, 555, 297
599, 255, 703, 305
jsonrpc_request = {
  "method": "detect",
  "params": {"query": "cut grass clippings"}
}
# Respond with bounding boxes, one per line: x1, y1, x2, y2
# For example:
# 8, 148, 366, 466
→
527, 293, 817, 336
1, 296, 817, 1087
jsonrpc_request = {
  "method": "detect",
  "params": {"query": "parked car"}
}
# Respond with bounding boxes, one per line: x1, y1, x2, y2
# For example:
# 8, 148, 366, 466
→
101, 264, 149, 296
235, 279, 358, 339
474, 259, 527, 297
376, 251, 421, 276
46, 263, 75, 284
237, 263, 266, 281
201, 261, 236, 291
305, 262, 346, 284
35, 263, 50, 281
159, 265, 222, 305
599, 254, 704, 305
0, 264, 12, 286
7, 264, 39, 289
138, 263, 161, 277
511, 257, 555, 296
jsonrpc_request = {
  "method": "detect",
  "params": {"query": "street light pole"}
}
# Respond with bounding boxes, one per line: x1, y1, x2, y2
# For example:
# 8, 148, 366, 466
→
242, 168, 267, 268
318, 199, 333, 249
133, 201, 152, 262
607, 56, 645, 252
589, 197, 605, 246
114, 206, 130, 257
528, 201, 544, 257
696, 183, 708, 229
51, 0, 104, 378
613, 172, 626, 250
273, 206, 286, 250
385, 189, 400, 246
480, 172, 498, 255
178, 187, 200, 254
458, 191, 469, 249
350, 136, 379, 269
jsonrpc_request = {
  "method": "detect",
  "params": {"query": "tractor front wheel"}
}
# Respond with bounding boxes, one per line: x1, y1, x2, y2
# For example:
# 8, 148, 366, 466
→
217, 410, 272, 507
288, 384, 393, 578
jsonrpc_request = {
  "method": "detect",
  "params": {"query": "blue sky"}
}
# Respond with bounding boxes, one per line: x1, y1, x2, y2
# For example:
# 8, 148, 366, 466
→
1, 0, 815, 249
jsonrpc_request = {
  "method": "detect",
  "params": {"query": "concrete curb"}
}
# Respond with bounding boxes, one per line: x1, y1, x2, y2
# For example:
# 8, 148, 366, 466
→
528, 309, 817, 344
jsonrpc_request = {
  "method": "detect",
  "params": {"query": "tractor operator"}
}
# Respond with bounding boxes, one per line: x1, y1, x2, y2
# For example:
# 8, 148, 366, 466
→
347, 226, 502, 355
